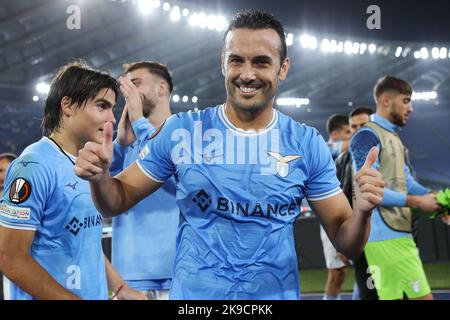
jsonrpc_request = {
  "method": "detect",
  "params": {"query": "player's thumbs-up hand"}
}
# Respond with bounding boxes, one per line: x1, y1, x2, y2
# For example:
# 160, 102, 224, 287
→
354, 147, 384, 213
74, 121, 114, 182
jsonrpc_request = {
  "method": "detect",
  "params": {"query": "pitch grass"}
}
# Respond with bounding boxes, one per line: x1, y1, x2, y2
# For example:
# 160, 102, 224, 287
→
299, 261, 450, 293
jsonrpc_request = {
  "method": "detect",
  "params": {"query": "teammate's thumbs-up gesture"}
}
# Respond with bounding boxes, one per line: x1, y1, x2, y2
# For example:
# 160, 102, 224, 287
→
354, 147, 384, 213
74, 121, 114, 181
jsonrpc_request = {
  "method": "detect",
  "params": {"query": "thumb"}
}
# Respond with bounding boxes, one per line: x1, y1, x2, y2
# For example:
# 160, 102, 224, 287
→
362, 146, 378, 170
102, 121, 113, 152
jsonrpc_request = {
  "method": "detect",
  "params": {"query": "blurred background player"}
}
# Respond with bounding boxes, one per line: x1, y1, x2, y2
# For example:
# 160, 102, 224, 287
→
321, 114, 352, 300
0, 61, 145, 300
0, 152, 17, 300
350, 75, 441, 300
110, 61, 178, 300
335, 107, 378, 300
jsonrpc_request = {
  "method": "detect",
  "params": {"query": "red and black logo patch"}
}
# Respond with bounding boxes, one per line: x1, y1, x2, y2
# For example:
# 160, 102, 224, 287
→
9, 177, 32, 204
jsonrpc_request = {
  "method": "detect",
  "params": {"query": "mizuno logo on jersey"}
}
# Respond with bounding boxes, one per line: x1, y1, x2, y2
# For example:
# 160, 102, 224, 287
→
267, 152, 302, 177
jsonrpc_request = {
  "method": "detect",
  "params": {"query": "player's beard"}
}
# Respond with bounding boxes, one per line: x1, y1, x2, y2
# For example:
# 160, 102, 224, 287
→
141, 93, 157, 118
389, 107, 407, 127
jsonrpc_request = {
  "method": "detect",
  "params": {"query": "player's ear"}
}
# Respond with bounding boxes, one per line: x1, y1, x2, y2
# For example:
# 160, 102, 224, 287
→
278, 57, 290, 81
60, 96, 74, 117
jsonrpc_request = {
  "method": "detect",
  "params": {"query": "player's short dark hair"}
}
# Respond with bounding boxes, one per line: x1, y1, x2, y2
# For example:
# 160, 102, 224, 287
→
326, 114, 349, 134
42, 60, 119, 136
0, 153, 17, 163
123, 61, 173, 93
223, 10, 287, 64
373, 75, 412, 103
349, 107, 374, 118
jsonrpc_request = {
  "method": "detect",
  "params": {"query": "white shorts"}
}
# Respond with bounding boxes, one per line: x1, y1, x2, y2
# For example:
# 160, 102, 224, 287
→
320, 226, 346, 269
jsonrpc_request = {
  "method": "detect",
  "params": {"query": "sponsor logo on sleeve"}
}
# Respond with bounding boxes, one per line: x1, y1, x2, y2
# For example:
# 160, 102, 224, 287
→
0, 203, 31, 220
139, 145, 150, 160
9, 177, 32, 204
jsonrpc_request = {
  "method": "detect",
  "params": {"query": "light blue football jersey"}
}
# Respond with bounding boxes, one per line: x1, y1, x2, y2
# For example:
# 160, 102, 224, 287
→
136, 104, 341, 299
110, 118, 178, 289
0, 137, 107, 300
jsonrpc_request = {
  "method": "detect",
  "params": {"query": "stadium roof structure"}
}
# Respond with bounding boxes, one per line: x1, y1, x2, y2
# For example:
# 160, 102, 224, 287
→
0, 0, 449, 186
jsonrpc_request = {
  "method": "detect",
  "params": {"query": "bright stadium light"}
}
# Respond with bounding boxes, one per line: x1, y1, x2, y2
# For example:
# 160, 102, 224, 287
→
359, 42, 367, 54
215, 16, 227, 32
344, 41, 353, 55
153, 0, 160, 8
182, 95, 189, 103
173, 94, 180, 102
36, 82, 50, 94
309, 36, 317, 49
440, 47, 447, 59
286, 33, 294, 47
192, 96, 198, 103
33, 95, 39, 102
320, 38, 330, 52
395, 46, 403, 58
194, 107, 199, 112
138, 0, 153, 15
368, 43, 376, 54
182, 8, 189, 17
170, 6, 181, 22
432, 47, 440, 59
402, 47, 411, 57
300, 34, 310, 48
412, 91, 437, 101
352, 42, 360, 54
197, 12, 207, 28
328, 39, 337, 53
162, 2, 170, 11
420, 47, 429, 59
188, 13, 198, 26
276, 98, 310, 108
336, 41, 343, 53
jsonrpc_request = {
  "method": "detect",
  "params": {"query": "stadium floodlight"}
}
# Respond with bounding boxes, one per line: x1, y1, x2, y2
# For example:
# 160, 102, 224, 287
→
300, 34, 310, 48
276, 97, 310, 108
359, 43, 367, 54
197, 12, 207, 28
182, 95, 189, 103
432, 47, 440, 59
412, 91, 437, 101
413, 51, 421, 59
336, 41, 343, 53
182, 8, 189, 17
36, 82, 50, 94
309, 36, 317, 49
286, 33, 294, 47
33, 95, 39, 102
138, 0, 153, 15
344, 41, 353, 55
215, 16, 227, 32
194, 107, 199, 112
401, 47, 410, 57
368, 43, 376, 54
173, 94, 180, 102
162, 2, 170, 11
188, 13, 198, 26
328, 39, 337, 53
192, 96, 198, 103
153, 0, 160, 8
320, 38, 330, 52
440, 47, 447, 59
352, 42, 360, 54
420, 47, 429, 59
170, 6, 181, 22
395, 46, 403, 58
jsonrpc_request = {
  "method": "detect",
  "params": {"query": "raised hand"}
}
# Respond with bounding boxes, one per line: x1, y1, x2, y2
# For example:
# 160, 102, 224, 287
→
116, 105, 136, 146
74, 122, 114, 181
354, 147, 384, 213
119, 75, 143, 123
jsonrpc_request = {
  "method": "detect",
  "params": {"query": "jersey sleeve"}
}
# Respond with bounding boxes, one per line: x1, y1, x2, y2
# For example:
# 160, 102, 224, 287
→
0, 154, 53, 230
136, 114, 179, 183
304, 129, 342, 201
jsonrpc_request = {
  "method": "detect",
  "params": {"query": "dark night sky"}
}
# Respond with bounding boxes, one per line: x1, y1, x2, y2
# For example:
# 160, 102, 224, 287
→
181, 0, 450, 43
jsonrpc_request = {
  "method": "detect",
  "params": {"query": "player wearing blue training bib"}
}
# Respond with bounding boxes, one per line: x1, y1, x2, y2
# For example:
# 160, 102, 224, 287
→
75, 11, 385, 300
0, 62, 146, 300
